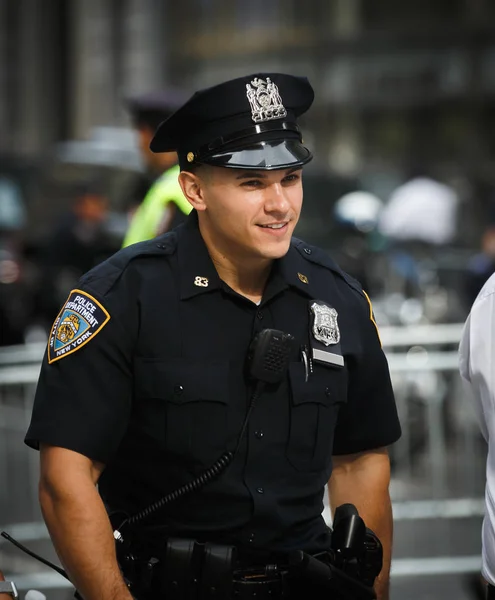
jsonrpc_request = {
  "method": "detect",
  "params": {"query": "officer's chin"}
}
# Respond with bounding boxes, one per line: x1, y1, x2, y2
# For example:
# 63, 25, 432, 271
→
258, 239, 292, 260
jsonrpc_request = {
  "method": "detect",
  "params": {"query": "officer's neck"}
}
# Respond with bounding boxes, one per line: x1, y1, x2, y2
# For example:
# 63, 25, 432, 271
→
214, 257, 271, 304
203, 239, 272, 304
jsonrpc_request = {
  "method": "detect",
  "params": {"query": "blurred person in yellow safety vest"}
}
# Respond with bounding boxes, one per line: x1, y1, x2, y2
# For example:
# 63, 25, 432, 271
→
122, 90, 192, 247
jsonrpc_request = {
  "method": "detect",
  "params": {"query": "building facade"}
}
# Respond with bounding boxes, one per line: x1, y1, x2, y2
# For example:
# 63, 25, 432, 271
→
2, 0, 495, 184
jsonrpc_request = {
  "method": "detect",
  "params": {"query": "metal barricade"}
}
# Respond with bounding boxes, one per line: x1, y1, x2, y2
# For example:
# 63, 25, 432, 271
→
0, 343, 45, 525
0, 327, 485, 591
380, 324, 485, 579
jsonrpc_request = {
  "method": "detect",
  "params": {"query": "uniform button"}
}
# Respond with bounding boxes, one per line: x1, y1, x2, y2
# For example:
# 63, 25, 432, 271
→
325, 387, 332, 397
249, 533, 256, 543
303, 247, 312, 255
255, 430, 264, 439
156, 243, 166, 249
256, 310, 263, 320
174, 385, 184, 395
256, 487, 264, 494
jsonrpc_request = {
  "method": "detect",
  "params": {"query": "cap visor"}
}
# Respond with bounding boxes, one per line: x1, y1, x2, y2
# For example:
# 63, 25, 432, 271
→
201, 139, 312, 170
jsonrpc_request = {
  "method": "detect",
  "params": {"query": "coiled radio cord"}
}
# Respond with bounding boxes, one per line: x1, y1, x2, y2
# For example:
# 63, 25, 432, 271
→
118, 380, 264, 533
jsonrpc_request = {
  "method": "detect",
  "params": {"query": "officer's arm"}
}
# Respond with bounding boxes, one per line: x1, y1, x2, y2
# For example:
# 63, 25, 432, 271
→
39, 444, 133, 600
328, 447, 392, 600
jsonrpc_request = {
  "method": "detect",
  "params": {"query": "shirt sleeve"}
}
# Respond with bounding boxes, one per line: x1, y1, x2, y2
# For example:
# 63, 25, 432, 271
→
25, 271, 136, 464
332, 291, 401, 455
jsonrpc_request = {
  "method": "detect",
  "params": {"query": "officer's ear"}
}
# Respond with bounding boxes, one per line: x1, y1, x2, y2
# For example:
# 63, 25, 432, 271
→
178, 168, 207, 212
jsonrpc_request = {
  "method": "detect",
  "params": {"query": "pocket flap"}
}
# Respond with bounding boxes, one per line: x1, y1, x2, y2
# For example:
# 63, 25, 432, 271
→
289, 362, 346, 405
135, 358, 229, 404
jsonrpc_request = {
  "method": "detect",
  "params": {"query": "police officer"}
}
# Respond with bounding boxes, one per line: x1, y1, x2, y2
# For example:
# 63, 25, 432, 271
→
25, 73, 401, 600
123, 90, 192, 246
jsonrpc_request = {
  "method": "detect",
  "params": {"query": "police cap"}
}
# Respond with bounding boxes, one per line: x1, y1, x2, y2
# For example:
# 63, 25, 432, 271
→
150, 73, 314, 171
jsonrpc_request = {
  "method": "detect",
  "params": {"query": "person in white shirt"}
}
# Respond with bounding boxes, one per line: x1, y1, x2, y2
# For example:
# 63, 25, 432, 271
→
459, 272, 495, 599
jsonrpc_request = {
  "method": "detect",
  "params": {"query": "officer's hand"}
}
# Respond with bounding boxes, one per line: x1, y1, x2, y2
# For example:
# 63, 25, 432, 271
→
0, 570, 15, 600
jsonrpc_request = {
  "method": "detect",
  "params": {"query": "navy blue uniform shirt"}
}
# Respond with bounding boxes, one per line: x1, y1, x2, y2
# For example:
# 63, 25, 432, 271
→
26, 211, 400, 555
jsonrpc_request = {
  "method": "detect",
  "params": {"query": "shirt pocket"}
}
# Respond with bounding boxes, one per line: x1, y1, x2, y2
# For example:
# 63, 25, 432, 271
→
286, 361, 347, 473
134, 358, 230, 465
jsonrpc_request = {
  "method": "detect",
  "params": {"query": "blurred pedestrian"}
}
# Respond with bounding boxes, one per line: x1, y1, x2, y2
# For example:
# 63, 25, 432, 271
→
459, 272, 495, 599
122, 90, 192, 247
333, 190, 384, 294
35, 181, 111, 328
0, 175, 28, 345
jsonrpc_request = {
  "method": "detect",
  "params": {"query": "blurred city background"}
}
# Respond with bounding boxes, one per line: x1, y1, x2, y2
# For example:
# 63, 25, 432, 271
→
1, 1, 495, 598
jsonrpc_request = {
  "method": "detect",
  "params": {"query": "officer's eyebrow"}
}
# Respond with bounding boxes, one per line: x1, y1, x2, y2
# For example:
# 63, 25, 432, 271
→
235, 167, 301, 180
236, 171, 268, 180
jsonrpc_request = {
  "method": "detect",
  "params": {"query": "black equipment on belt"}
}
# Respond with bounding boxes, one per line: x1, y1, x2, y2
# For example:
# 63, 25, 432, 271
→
112, 503, 382, 599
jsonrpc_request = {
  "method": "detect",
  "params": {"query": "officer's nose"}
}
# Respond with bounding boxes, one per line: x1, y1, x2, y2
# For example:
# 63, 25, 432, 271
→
264, 183, 290, 216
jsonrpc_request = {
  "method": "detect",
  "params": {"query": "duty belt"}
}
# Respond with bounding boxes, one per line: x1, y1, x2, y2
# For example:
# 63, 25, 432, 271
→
118, 538, 377, 600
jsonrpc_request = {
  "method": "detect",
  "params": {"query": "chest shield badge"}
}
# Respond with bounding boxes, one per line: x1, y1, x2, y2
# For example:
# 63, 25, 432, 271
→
310, 302, 340, 346
246, 77, 287, 123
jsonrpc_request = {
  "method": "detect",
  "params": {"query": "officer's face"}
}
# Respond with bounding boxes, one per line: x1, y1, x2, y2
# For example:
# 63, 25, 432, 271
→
183, 165, 303, 261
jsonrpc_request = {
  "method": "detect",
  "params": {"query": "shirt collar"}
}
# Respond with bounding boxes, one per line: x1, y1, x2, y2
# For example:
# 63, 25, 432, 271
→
277, 242, 318, 299
177, 212, 318, 301
177, 212, 223, 300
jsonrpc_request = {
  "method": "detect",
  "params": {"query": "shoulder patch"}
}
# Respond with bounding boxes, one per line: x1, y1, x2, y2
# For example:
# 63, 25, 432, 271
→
47, 289, 110, 364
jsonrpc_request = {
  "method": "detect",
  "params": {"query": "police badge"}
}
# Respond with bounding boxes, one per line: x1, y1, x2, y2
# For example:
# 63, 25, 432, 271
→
246, 77, 287, 123
308, 301, 344, 368
310, 302, 340, 346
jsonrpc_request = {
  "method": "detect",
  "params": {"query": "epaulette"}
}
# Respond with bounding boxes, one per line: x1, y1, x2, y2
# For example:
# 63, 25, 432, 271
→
292, 237, 366, 300
80, 232, 178, 296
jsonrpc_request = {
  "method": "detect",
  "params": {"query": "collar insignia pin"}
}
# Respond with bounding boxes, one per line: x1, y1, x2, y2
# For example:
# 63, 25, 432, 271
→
194, 276, 209, 288
310, 302, 340, 346
298, 273, 309, 284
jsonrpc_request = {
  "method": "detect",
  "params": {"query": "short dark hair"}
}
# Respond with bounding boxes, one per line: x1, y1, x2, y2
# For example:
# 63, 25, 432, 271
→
180, 162, 204, 175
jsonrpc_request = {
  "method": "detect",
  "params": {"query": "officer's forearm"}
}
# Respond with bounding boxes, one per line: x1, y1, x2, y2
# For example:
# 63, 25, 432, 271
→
39, 477, 132, 600
328, 448, 392, 600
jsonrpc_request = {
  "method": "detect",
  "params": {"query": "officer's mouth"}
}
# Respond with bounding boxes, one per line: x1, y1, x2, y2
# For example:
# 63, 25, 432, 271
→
256, 222, 290, 236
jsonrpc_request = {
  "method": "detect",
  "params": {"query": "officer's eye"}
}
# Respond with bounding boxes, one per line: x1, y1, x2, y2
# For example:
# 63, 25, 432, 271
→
241, 179, 263, 188
282, 174, 300, 184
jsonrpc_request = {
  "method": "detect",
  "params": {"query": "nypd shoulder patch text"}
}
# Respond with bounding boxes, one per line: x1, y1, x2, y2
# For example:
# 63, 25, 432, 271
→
47, 289, 110, 364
